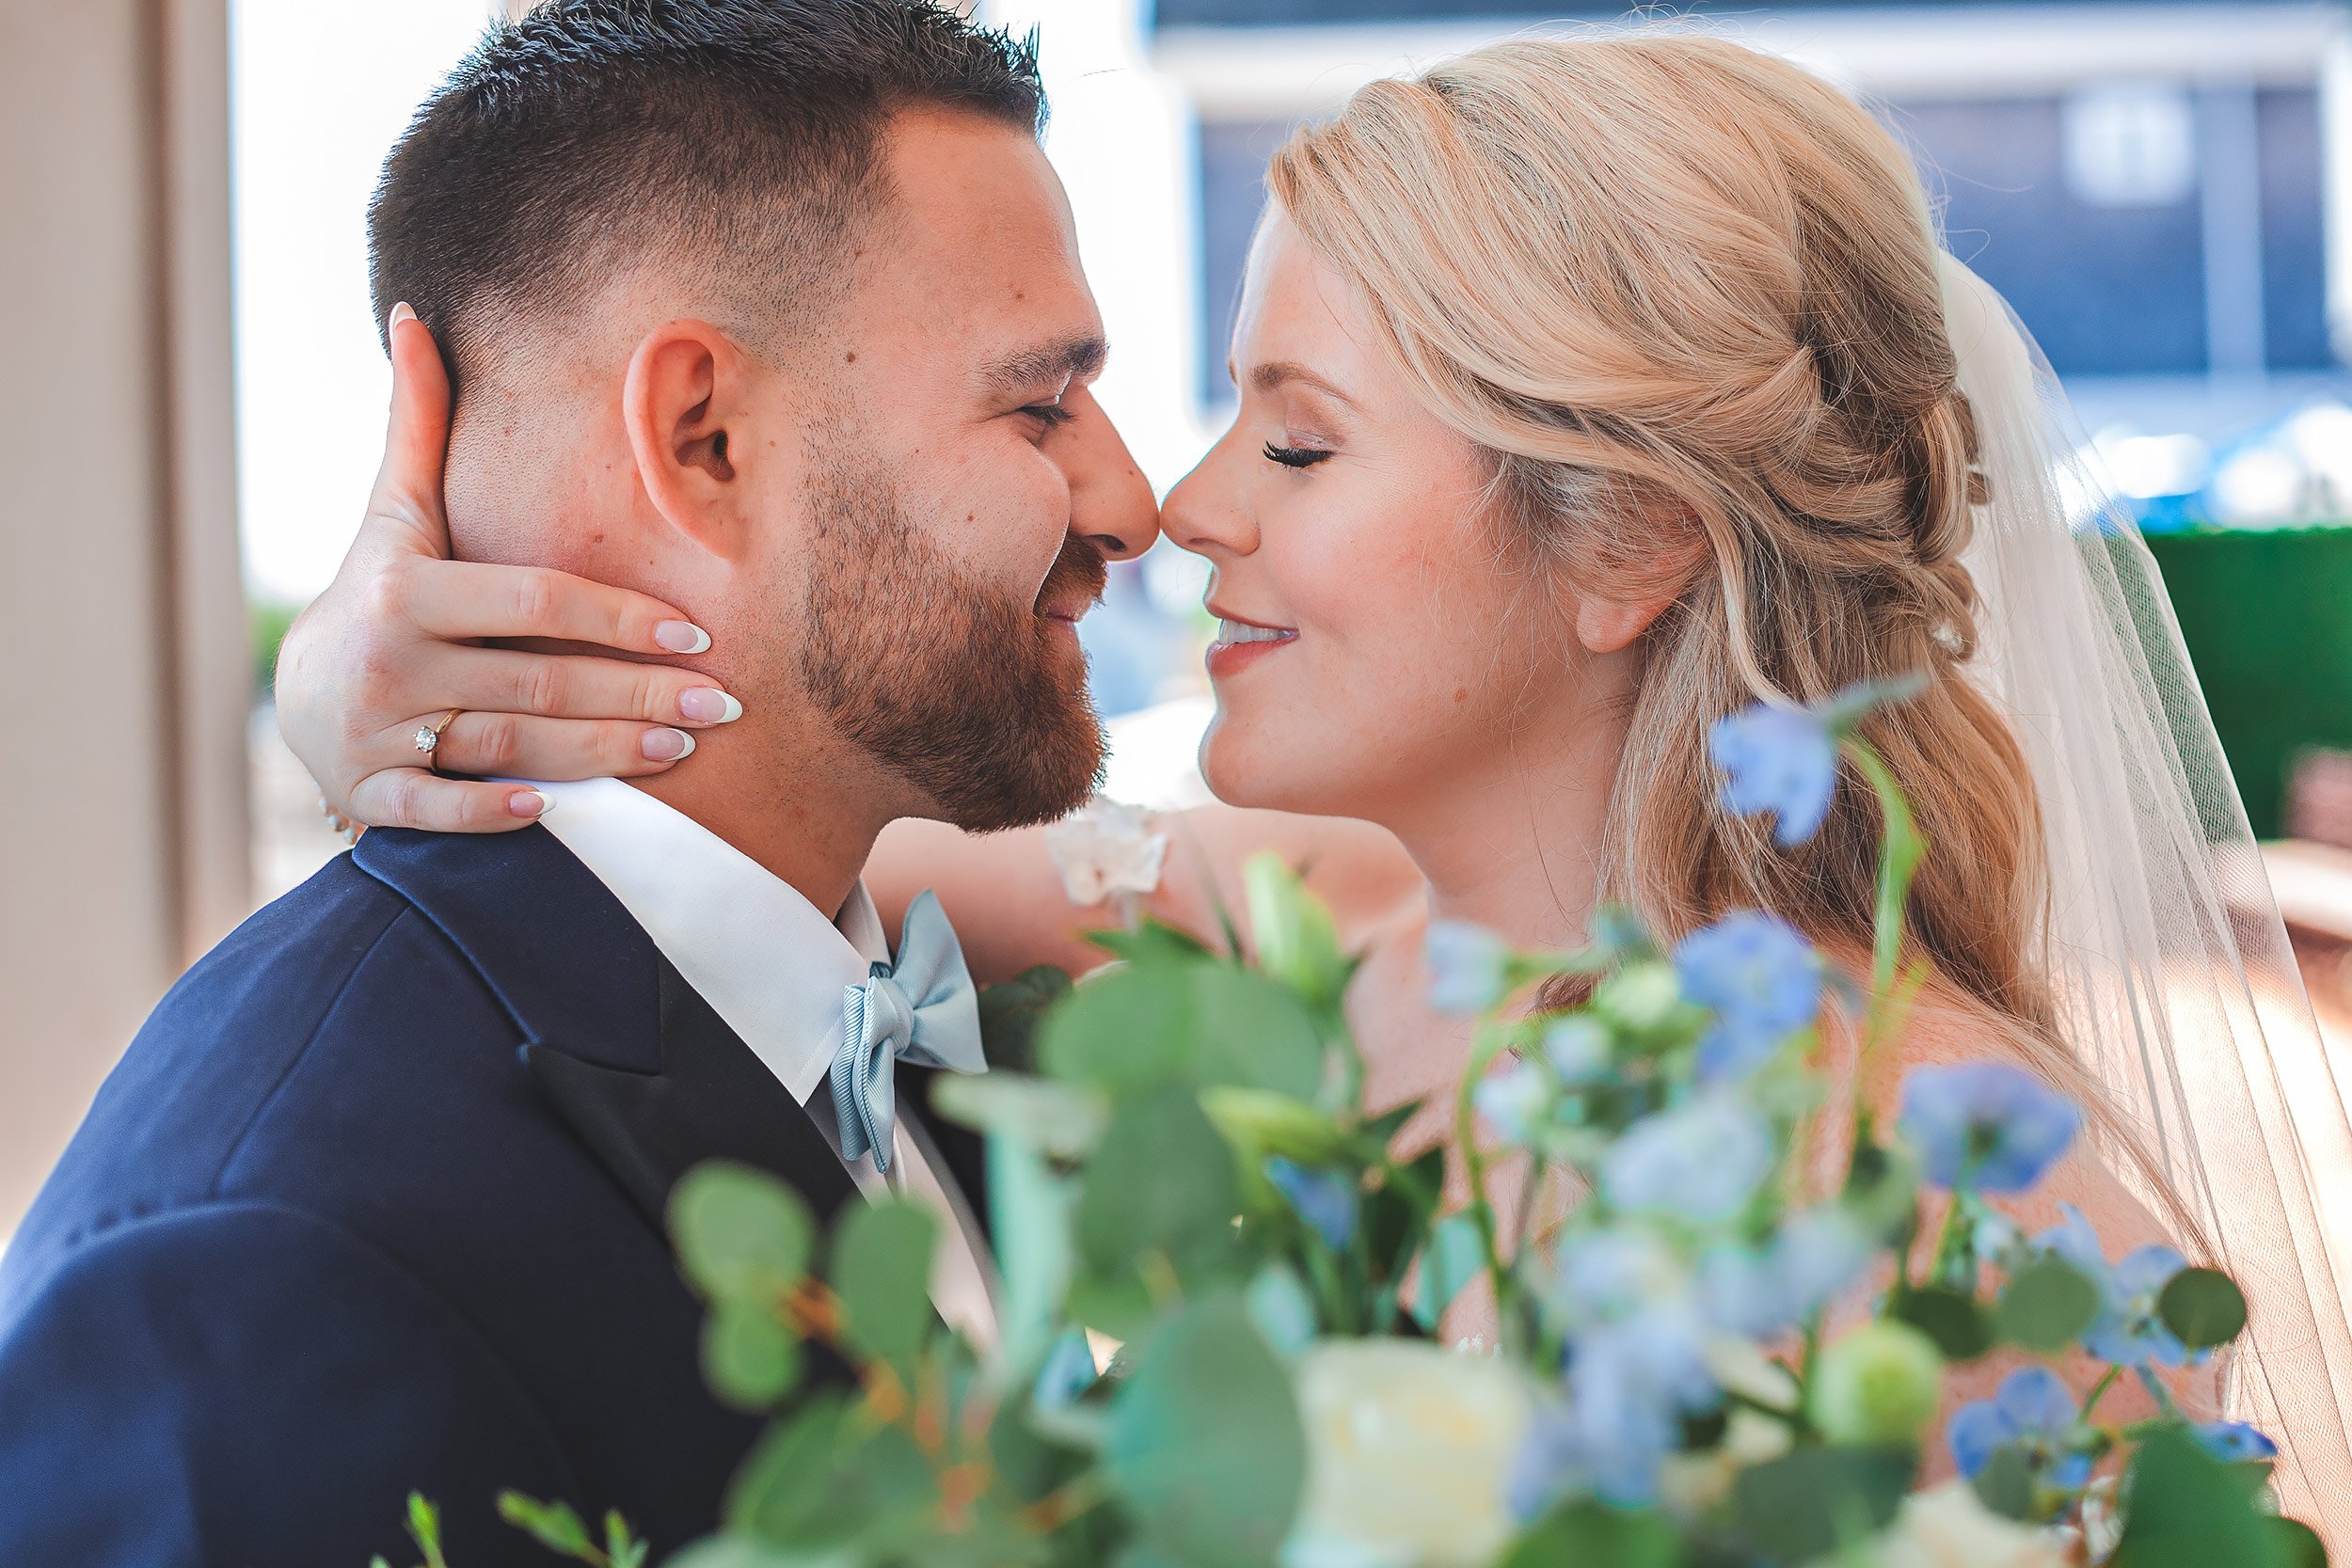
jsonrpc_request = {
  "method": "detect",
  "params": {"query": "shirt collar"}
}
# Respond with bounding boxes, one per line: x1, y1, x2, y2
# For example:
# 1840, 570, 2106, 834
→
523, 777, 883, 1102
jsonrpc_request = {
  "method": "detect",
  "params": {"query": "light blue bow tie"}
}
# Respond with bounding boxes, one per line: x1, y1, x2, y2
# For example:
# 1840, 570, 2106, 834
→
829, 890, 985, 1174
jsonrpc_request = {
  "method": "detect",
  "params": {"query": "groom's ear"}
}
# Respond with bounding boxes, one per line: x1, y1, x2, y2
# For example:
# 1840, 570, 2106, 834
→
622, 319, 755, 559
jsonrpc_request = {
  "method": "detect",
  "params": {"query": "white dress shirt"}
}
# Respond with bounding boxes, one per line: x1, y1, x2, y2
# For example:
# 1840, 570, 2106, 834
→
527, 777, 996, 1348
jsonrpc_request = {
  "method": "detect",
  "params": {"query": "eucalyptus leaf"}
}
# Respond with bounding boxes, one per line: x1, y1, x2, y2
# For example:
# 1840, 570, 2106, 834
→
1065, 1269, 1159, 1345
1498, 1499, 1679, 1568
2158, 1267, 2249, 1352
1077, 1087, 1245, 1287
1242, 851, 1349, 1011
1104, 1293, 1306, 1568
1994, 1255, 2103, 1353
1041, 960, 1324, 1101
1246, 1261, 1319, 1356
1969, 1444, 2037, 1522
726, 1395, 938, 1552
988, 1131, 1077, 1374
934, 1071, 1109, 1161
1890, 1286, 1994, 1361
669, 1161, 815, 1304
1410, 1214, 1488, 1335
831, 1197, 939, 1370
2267, 1516, 2328, 1568
1734, 1446, 1916, 1562
700, 1300, 803, 1411
2109, 1425, 2279, 1568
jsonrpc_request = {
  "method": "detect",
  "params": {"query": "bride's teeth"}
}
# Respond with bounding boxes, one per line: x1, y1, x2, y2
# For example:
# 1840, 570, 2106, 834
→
1218, 619, 1289, 644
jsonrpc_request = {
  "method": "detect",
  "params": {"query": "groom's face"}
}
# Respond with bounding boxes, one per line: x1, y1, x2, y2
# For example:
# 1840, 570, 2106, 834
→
760, 110, 1153, 830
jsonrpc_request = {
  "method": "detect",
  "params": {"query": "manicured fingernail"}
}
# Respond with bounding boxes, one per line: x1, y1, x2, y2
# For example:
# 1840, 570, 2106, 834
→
678, 688, 742, 724
389, 301, 416, 327
642, 727, 695, 762
655, 620, 712, 655
508, 790, 550, 818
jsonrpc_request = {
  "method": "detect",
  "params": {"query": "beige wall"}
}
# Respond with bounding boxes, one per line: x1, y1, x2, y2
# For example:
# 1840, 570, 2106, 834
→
0, 0, 246, 1235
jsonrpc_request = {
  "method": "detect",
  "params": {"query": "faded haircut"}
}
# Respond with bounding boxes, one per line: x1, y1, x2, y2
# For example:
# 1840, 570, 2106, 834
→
367, 0, 1042, 402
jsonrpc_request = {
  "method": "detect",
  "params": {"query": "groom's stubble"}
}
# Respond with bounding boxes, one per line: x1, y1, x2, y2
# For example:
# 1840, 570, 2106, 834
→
795, 419, 1108, 832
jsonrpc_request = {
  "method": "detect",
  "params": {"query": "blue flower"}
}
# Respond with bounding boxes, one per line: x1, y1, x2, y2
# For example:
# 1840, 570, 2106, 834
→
1566, 1308, 1721, 1506
2029, 1203, 2111, 1286
1505, 1404, 1586, 1522
1674, 912, 1826, 1082
1541, 1016, 1613, 1083
1426, 920, 1511, 1015
1947, 1365, 2090, 1490
1512, 1307, 1722, 1513
1472, 1061, 1551, 1144
1709, 704, 1837, 847
2083, 1244, 2199, 1368
2196, 1420, 2279, 1463
1695, 1208, 1868, 1338
1033, 1328, 1101, 1411
1602, 1093, 1773, 1225
1554, 1227, 1682, 1323
1899, 1062, 2082, 1194
1265, 1156, 1359, 1253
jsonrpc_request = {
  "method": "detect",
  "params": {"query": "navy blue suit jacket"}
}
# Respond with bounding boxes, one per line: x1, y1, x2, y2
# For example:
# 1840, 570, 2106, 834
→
0, 825, 982, 1565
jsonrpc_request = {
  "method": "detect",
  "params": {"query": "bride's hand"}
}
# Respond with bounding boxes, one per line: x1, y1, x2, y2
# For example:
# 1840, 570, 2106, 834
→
274, 306, 741, 833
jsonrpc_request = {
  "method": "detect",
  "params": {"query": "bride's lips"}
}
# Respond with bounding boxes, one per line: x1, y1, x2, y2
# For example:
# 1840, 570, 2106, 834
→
1205, 607, 1298, 678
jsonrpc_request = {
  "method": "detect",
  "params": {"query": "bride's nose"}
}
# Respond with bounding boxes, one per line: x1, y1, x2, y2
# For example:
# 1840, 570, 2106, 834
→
1059, 389, 1160, 562
1161, 441, 1259, 561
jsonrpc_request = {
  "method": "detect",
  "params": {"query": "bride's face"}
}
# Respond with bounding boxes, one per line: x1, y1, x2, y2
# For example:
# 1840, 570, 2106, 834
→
1164, 213, 1600, 825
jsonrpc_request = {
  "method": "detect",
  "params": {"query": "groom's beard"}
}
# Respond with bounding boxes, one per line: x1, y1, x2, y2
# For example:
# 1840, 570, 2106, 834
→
798, 449, 1108, 833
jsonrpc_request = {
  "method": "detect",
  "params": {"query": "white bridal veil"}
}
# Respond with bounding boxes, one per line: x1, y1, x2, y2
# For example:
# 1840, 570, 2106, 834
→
1938, 255, 2352, 1527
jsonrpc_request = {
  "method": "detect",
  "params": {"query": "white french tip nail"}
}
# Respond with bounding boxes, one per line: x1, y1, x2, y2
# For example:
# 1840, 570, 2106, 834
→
510, 790, 551, 818
655, 619, 713, 655
717, 692, 742, 723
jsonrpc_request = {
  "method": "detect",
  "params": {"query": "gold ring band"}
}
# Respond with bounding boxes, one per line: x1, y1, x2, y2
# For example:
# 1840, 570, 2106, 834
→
412, 707, 464, 772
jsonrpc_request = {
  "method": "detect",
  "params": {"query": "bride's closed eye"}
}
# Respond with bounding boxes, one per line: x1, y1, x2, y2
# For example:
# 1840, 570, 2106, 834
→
1262, 440, 1332, 468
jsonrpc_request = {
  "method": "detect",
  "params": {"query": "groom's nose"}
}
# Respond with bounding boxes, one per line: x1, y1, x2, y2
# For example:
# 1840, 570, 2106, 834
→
1057, 388, 1160, 562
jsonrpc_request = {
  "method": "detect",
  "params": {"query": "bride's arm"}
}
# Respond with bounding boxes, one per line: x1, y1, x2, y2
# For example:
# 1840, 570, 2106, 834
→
870, 806, 1422, 986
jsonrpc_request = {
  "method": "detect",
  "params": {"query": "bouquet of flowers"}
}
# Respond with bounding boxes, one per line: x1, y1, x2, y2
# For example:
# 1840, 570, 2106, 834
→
387, 686, 2328, 1568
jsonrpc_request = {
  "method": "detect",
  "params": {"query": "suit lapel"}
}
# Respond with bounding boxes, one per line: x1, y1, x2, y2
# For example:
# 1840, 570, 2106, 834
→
527, 958, 861, 1236
352, 827, 860, 1238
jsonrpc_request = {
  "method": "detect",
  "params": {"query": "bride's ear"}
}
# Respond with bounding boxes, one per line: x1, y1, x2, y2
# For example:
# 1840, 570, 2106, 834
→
622, 320, 753, 559
1570, 506, 1708, 655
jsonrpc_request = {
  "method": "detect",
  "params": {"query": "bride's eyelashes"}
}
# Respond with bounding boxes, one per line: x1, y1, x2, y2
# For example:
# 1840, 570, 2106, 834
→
1262, 440, 1332, 469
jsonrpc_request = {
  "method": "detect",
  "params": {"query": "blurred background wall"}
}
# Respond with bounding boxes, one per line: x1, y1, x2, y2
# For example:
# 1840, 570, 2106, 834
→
7, 0, 2352, 1244
0, 0, 246, 1245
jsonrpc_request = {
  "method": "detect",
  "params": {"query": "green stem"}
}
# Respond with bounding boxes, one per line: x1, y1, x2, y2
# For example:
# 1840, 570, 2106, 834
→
1843, 737, 1929, 1148
1453, 1023, 1519, 1342
2078, 1364, 2124, 1422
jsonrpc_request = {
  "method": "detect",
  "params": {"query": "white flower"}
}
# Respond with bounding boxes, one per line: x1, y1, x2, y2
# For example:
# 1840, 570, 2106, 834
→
1820, 1481, 2070, 1568
1042, 798, 1169, 909
1283, 1340, 1534, 1568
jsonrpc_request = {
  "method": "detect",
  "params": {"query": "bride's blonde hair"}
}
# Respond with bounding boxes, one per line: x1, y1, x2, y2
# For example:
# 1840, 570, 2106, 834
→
1269, 34, 2145, 1159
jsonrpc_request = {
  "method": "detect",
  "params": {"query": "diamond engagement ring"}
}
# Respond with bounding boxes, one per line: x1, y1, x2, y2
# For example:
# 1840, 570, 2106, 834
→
413, 707, 463, 768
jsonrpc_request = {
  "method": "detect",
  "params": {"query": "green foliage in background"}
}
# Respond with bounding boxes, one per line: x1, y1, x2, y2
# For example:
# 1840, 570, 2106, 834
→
2146, 527, 2352, 838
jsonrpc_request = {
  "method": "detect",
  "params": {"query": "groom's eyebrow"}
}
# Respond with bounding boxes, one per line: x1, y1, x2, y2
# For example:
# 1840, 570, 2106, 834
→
978, 334, 1109, 400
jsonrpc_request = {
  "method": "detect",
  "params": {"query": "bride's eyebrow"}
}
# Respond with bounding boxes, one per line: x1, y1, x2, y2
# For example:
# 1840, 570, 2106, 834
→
1248, 360, 1360, 411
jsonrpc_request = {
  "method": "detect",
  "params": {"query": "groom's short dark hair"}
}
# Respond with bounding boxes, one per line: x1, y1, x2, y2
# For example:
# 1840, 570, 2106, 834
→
367, 0, 1043, 401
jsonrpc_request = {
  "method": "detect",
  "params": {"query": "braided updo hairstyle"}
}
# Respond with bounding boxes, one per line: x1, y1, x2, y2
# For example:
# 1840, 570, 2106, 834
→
1267, 34, 2058, 1050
